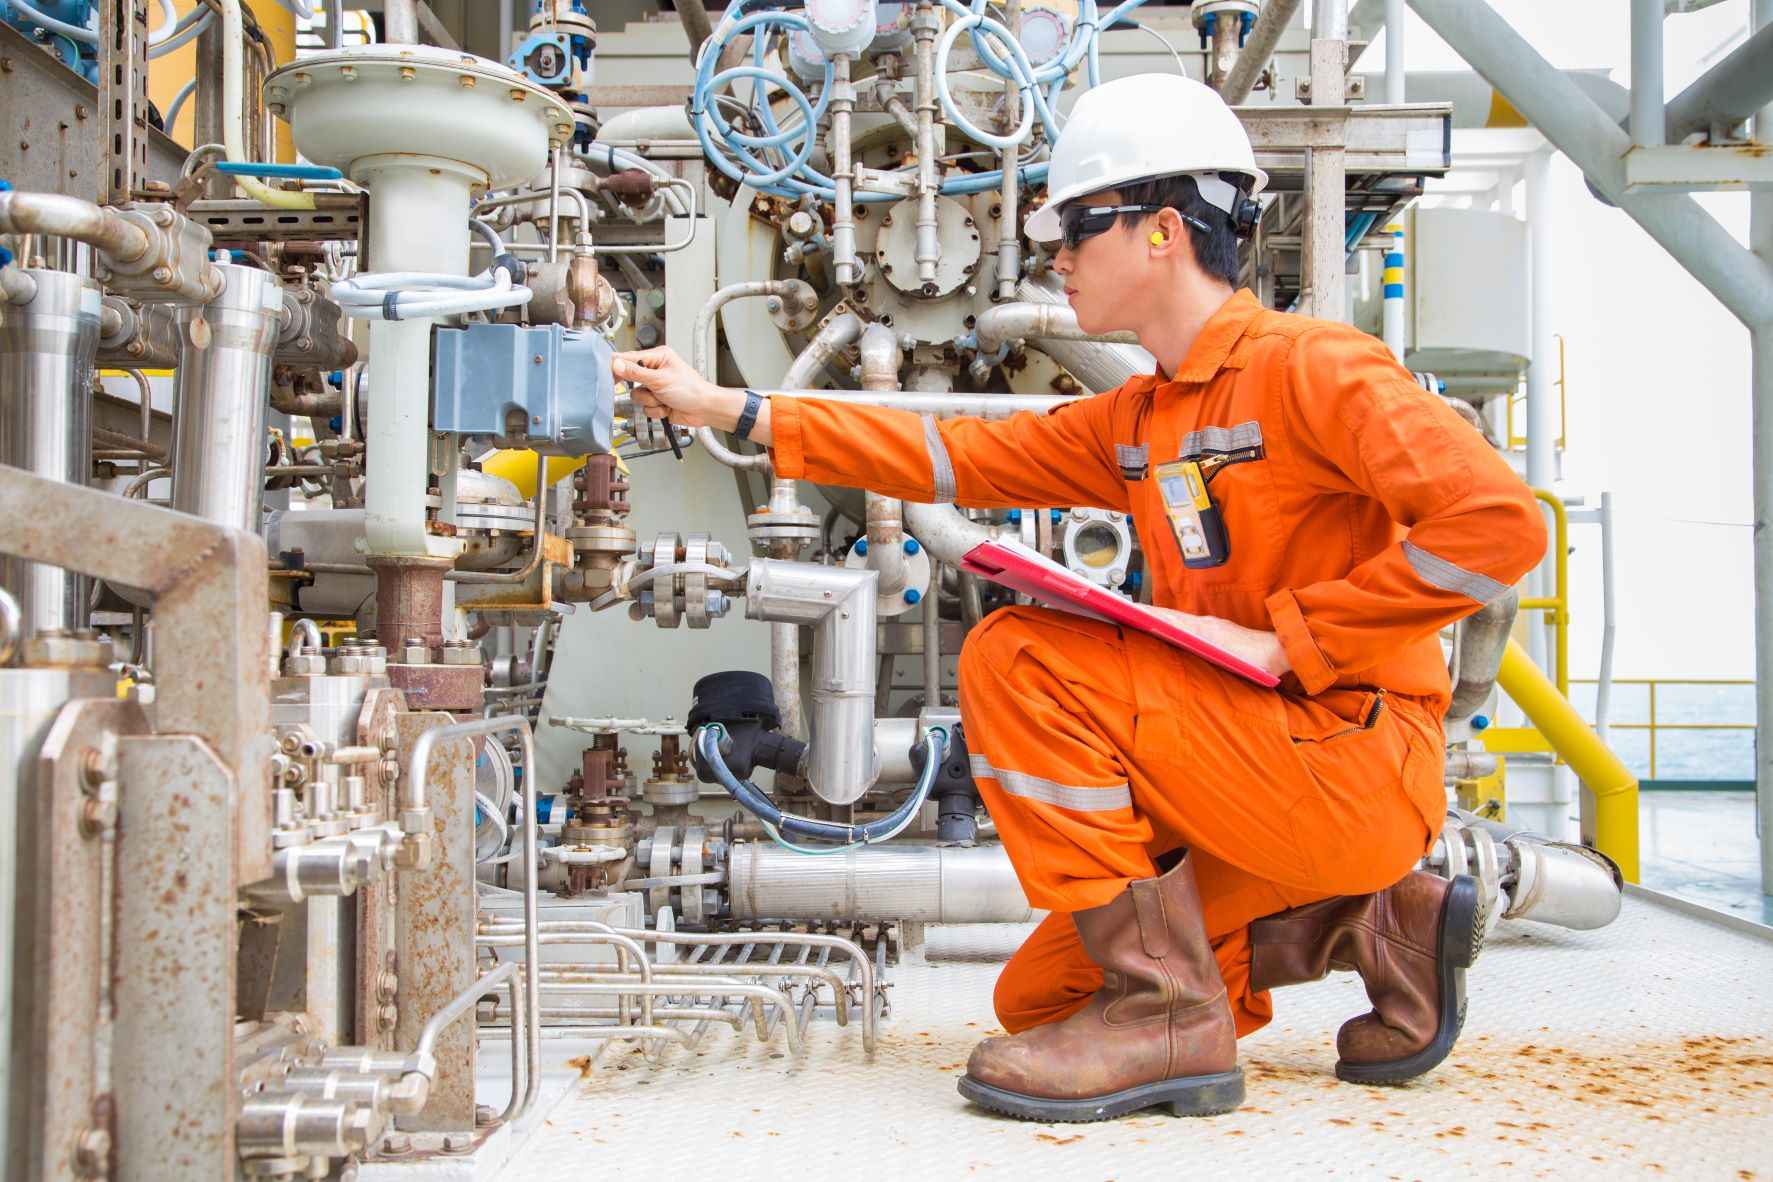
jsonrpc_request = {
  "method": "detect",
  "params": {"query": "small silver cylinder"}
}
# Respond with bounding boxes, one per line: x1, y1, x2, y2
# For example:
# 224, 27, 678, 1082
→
172, 263, 283, 532
0, 270, 101, 633
728, 841, 1032, 923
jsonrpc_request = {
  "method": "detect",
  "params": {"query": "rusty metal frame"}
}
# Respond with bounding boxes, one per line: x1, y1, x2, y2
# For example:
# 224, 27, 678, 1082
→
0, 465, 273, 881
99, 0, 151, 205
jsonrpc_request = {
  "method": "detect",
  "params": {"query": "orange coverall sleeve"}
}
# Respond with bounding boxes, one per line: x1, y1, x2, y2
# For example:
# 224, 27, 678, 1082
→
768, 393, 1131, 511
1264, 327, 1548, 695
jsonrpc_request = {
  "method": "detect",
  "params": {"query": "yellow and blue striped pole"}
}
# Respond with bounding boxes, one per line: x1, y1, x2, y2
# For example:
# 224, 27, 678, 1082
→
1381, 222, 1407, 361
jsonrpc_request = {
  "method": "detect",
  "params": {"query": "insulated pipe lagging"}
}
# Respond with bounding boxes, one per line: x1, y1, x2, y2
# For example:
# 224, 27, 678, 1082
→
1014, 275, 1156, 392
1446, 587, 1519, 722
728, 841, 1034, 923
904, 502, 995, 566
972, 300, 1139, 354
743, 559, 880, 805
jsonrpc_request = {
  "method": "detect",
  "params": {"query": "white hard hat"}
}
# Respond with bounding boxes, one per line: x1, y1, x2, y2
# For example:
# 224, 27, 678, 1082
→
1024, 73, 1267, 243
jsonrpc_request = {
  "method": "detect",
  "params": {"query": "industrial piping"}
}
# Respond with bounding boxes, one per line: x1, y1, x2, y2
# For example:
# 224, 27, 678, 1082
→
1496, 638, 1640, 882
744, 560, 882, 805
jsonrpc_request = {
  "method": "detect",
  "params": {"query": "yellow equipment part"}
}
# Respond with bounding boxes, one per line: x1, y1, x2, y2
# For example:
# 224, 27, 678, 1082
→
1455, 754, 1508, 821
482, 451, 590, 498
1493, 638, 1640, 882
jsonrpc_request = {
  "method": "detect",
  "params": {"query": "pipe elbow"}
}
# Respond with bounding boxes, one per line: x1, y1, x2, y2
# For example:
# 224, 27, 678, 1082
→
903, 501, 994, 566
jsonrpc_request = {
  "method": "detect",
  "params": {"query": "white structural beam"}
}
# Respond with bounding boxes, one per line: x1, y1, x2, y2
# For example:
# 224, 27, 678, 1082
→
1405, 0, 1773, 329
1622, 144, 1773, 194
1751, 0, 1773, 898
1630, 0, 1666, 148
1302, 0, 1350, 320
1411, 0, 1773, 898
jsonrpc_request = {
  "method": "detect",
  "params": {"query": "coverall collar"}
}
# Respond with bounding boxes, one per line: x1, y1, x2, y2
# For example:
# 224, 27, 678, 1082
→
1158, 288, 1265, 386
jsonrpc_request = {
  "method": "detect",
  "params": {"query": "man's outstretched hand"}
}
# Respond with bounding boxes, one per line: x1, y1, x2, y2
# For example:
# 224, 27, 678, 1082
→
612, 346, 732, 430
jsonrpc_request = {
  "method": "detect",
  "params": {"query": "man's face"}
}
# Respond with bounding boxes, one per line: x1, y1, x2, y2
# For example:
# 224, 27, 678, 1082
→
1051, 190, 1150, 335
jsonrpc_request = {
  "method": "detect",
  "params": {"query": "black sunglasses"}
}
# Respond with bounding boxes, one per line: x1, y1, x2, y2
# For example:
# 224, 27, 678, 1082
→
1059, 202, 1214, 250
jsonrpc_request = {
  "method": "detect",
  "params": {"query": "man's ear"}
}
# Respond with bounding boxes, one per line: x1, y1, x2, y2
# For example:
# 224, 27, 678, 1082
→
1151, 207, 1196, 264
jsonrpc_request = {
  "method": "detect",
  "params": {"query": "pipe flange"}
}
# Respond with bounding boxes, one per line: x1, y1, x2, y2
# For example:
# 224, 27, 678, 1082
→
682, 533, 712, 629
1192, 0, 1260, 27
680, 825, 707, 924
842, 539, 933, 618
746, 506, 823, 550
649, 533, 681, 629
648, 825, 677, 916
644, 777, 698, 807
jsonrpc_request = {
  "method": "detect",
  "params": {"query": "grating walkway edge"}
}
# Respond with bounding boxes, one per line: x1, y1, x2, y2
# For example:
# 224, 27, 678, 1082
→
467, 892, 1773, 1181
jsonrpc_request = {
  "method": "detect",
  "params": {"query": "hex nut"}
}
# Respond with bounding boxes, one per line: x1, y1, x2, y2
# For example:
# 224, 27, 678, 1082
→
283, 653, 328, 676
440, 643, 481, 666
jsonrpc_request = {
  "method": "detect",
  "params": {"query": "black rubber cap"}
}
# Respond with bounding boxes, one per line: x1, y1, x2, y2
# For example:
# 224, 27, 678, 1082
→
687, 670, 780, 732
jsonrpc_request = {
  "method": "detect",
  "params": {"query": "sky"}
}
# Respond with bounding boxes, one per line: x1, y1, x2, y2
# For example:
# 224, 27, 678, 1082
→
1360, 1, 1761, 679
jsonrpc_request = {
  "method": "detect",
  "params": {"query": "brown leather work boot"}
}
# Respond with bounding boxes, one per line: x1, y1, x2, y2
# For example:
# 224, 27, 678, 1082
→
1249, 871, 1485, 1085
958, 851, 1244, 1122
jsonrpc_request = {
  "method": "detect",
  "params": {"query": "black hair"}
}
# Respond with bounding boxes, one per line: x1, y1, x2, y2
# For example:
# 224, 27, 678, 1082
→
1112, 171, 1244, 287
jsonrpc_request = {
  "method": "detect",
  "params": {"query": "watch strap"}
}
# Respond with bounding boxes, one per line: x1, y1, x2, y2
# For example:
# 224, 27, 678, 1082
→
734, 388, 764, 441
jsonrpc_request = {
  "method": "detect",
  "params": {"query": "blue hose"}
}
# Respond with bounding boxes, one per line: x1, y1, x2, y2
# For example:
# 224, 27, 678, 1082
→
696, 723, 949, 853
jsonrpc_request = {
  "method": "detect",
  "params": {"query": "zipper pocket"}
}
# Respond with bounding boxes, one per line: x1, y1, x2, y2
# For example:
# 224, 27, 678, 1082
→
1293, 690, 1386, 744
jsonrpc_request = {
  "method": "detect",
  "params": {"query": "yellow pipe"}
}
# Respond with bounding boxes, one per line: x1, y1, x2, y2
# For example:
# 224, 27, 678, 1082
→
1497, 638, 1639, 882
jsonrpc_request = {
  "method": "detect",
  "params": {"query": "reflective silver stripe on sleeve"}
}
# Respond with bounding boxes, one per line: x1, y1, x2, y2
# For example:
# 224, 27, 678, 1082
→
1402, 540, 1511, 604
1179, 420, 1264, 457
968, 755, 1132, 812
921, 414, 957, 504
1115, 443, 1149, 479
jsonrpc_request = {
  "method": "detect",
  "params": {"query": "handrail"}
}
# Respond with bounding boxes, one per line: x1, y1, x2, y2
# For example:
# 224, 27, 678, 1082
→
1571, 676, 1754, 783
1518, 488, 1570, 695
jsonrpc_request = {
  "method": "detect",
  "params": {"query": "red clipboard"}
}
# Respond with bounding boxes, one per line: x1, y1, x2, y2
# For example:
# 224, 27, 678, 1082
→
959, 539, 1282, 687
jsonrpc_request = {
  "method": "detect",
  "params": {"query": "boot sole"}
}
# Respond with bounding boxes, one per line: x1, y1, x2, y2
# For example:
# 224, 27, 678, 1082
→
1334, 874, 1485, 1086
957, 1069, 1245, 1123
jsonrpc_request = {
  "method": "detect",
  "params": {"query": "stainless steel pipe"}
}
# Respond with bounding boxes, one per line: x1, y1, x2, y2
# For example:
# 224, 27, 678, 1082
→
728, 841, 1033, 924
172, 263, 283, 532
745, 559, 880, 804
0, 269, 101, 635
1013, 276, 1156, 391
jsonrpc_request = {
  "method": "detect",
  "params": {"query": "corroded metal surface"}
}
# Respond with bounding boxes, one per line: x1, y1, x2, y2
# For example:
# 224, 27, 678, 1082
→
356, 686, 407, 1050
387, 663, 485, 714
113, 733, 238, 1181
393, 712, 478, 1131
12, 695, 145, 1180
0, 465, 273, 882
370, 555, 450, 651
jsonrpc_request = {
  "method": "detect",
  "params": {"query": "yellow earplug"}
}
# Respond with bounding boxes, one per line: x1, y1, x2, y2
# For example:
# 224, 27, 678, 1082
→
1150, 231, 1166, 245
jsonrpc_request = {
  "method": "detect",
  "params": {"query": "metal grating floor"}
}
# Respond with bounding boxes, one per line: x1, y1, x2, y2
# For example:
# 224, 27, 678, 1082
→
437, 890, 1773, 1180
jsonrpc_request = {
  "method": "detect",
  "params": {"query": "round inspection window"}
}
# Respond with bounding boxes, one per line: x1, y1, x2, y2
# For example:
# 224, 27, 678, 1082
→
1072, 521, 1123, 569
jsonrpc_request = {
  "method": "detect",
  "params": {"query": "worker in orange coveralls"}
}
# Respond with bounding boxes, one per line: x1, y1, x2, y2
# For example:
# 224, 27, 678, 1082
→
613, 72, 1547, 1124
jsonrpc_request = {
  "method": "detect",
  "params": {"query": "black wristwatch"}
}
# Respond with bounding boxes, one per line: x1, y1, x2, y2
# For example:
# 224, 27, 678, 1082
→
734, 388, 764, 441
